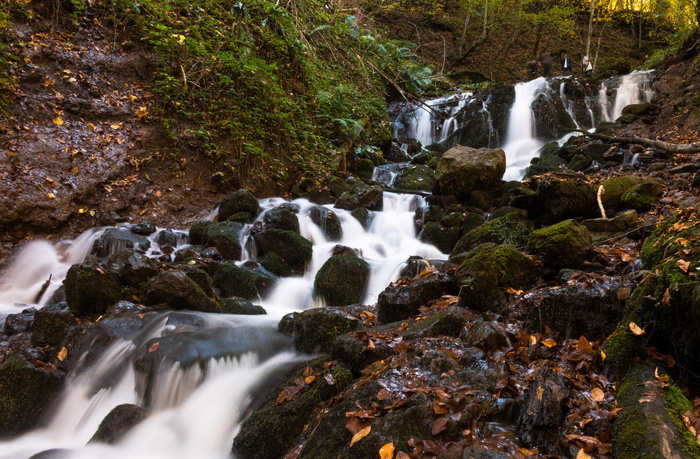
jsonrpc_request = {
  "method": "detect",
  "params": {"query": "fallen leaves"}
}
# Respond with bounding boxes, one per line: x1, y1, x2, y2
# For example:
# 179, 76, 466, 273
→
629, 321, 646, 336
378, 442, 395, 459
53, 117, 64, 125
350, 425, 371, 446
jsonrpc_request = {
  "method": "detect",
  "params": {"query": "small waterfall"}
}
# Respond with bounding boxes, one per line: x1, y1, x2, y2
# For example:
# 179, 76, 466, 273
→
598, 70, 654, 122
501, 77, 550, 181
559, 80, 581, 129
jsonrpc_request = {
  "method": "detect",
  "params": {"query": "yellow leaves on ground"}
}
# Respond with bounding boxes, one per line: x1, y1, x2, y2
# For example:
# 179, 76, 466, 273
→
57, 347, 68, 361
47, 192, 56, 199
541, 338, 557, 348
629, 321, 645, 336
350, 425, 371, 447
378, 443, 394, 459
576, 449, 592, 459
53, 117, 63, 125
135, 106, 149, 118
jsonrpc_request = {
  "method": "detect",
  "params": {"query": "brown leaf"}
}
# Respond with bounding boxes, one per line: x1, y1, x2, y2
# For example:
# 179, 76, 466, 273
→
591, 387, 605, 402
350, 425, 371, 446
431, 417, 449, 435
541, 338, 557, 348
377, 389, 392, 401
576, 449, 592, 459
617, 287, 631, 300
57, 346, 68, 361
577, 336, 594, 354
678, 259, 691, 273
148, 342, 159, 352
662, 288, 671, 305
629, 321, 645, 336
302, 366, 314, 377
666, 354, 676, 368
379, 443, 395, 459
432, 401, 448, 414
639, 391, 660, 403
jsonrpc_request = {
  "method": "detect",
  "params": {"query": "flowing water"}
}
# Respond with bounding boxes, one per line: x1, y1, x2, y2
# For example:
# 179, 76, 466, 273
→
0, 192, 446, 459
0, 71, 657, 458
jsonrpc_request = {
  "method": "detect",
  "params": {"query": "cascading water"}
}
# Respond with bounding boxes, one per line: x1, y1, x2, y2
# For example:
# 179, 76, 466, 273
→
501, 77, 550, 181
599, 70, 655, 122
0, 192, 447, 459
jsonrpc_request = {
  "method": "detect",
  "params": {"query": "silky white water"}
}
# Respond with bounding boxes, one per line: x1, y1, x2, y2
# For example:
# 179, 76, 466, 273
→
0, 191, 447, 459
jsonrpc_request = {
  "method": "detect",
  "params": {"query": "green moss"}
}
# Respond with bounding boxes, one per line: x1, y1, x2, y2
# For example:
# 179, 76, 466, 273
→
451, 212, 533, 256
662, 383, 700, 457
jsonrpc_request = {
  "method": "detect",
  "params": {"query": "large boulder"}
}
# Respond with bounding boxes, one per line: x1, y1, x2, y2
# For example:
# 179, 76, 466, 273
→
212, 262, 275, 300
0, 352, 65, 437
314, 254, 370, 306
90, 404, 148, 444
278, 308, 360, 354
31, 303, 76, 346
517, 176, 599, 225
64, 262, 122, 317
620, 181, 664, 211
262, 207, 300, 233
218, 189, 260, 222
334, 185, 383, 211
393, 165, 436, 193
451, 212, 533, 257
204, 222, 244, 260
254, 229, 313, 276
455, 243, 538, 311
91, 228, 150, 258
377, 271, 458, 324
434, 146, 506, 197
142, 270, 219, 312
306, 206, 342, 241
527, 219, 594, 269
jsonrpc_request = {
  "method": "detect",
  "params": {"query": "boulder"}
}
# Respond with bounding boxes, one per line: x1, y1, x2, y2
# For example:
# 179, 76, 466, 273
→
212, 262, 275, 300
131, 221, 156, 235
393, 165, 436, 192
63, 262, 122, 317
90, 404, 148, 444
31, 303, 76, 346
525, 142, 565, 178
377, 271, 458, 324
600, 176, 647, 214
108, 250, 159, 287
253, 229, 313, 276
262, 207, 300, 233
527, 219, 594, 269
314, 254, 370, 306
451, 212, 534, 256
142, 270, 218, 312
582, 210, 639, 233
418, 221, 460, 254
0, 352, 65, 437
306, 205, 342, 241
220, 297, 266, 315
620, 181, 664, 211
278, 308, 360, 354
334, 185, 383, 211
204, 222, 244, 260
3, 307, 35, 335
455, 243, 538, 311
434, 146, 506, 197
91, 228, 151, 258
218, 189, 260, 222
518, 176, 598, 225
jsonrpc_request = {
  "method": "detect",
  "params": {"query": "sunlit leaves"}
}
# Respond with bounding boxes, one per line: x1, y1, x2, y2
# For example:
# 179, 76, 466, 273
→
629, 321, 645, 335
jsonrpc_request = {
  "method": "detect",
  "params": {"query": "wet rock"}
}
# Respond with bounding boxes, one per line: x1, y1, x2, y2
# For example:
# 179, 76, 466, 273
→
64, 262, 122, 317
402, 308, 468, 339
525, 142, 565, 178
0, 352, 65, 438
3, 307, 36, 335
220, 297, 266, 315
451, 212, 533, 256
31, 303, 76, 346
307, 205, 342, 241
335, 185, 383, 211
143, 270, 218, 313
90, 403, 148, 444
523, 281, 627, 341
108, 250, 159, 287
600, 176, 648, 214
253, 229, 313, 276
188, 220, 214, 245
262, 207, 300, 233
567, 154, 592, 171
527, 219, 594, 269
531, 90, 577, 139
459, 321, 510, 352
134, 327, 292, 407
332, 333, 395, 374
218, 189, 260, 222
620, 181, 664, 211
455, 243, 537, 311
582, 209, 639, 233
517, 365, 568, 453
154, 228, 180, 247
518, 176, 598, 225
204, 221, 244, 260
177, 265, 214, 295
131, 221, 156, 235
377, 271, 458, 324
393, 165, 436, 192
434, 146, 506, 198
212, 262, 274, 301
314, 254, 370, 306
418, 221, 460, 253
91, 228, 151, 258
279, 307, 360, 354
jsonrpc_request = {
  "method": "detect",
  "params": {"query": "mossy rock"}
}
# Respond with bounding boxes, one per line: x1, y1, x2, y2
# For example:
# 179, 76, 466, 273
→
418, 221, 460, 254
253, 228, 313, 276
434, 146, 506, 197
314, 254, 370, 306
527, 219, 594, 269
262, 207, 300, 233
188, 220, 214, 245
205, 221, 244, 260
90, 404, 148, 444
278, 308, 360, 354
31, 303, 76, 346
218, 189, 260, 222
613, 363, 700, 459
620, 181, 664, 211
220, 297, 266, 315
377, 272, 459, 324
64, 262, 122, 317
0, 352, 65, 437
451, 212, 534, 257
213, 262, 274, 300
455, 243, 538, 311
393, 164, 436, 192
600, 176, 647, 214
143, 270, 219, 312
108, 250, 159, 288
525, 141, 565, 178
567, 154, 592, 172
307, 205, 343, 241
521, 177, 598, 225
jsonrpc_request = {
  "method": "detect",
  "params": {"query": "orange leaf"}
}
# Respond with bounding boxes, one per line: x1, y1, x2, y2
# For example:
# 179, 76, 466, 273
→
304, 375, 316, 384
617, 287, 631, 300
431, 417, 448, 435
379, 442, 395, 459
678, 259, 691, 273
629, 321, 645, 336
303, 366, 314, 377
541, 338, 557, 348
377, 389, 392, 401
591, 387, 605, 402
53, 117, 63, 125
576, 449, 592, 459
662, 289, 671, 305
149, 342, 159, 352
350, 425, 371, 446
57, 346, 68, 361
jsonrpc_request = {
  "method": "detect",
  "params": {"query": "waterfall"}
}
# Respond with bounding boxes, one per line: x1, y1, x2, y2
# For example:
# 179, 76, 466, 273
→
598, 70, 655, 122
501, 77, 550, 181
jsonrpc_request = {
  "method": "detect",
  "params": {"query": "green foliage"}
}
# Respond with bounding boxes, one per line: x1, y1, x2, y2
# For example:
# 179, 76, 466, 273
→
105, 0, 428, 188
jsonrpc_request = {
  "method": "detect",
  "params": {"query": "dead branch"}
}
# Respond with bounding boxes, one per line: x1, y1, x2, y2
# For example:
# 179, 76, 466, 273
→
576, 130, 700, 154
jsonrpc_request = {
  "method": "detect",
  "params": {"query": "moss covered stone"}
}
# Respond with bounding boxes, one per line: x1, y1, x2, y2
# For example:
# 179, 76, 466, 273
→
393, 164, 436, 192
213, 262, 274, 300
418, 221, 460, 254
527, 219, 594, 269
455, 243, 538, 311
218, 189, 260, 222
279, 308, 360, 354
314, 254, 370, 306
64, 263, 122, 317
143, 270, 219, 312
600, 176, 647, 214
620, 181, 664, 211
253, 228, 313, 276
451, 212, 534, 257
